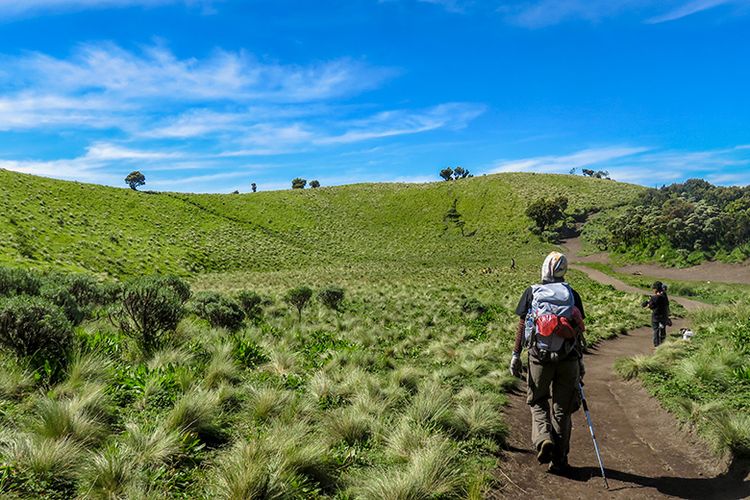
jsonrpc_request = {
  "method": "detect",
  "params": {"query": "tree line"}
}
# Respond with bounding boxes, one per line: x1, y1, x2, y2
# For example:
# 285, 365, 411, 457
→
590, 179, 750, 264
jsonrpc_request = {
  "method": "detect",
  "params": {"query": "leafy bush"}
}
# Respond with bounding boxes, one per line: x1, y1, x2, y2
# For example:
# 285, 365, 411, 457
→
236, 290, 263, 320
40, 283, 84, 325
317, 286, 345, 311
526, 196, 568, 234
285, 286, 313, 322
111, 277, 184, 356
191, 292, 245, 331
0, 266, 42, 297
59, 274, 108, 308
157, 275, 191, 304
0, 295, 73, 376
232, 337, 268, 368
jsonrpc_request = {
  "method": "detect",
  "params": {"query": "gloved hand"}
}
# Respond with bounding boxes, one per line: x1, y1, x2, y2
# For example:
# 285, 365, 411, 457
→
578, 358, 586, 380
509, 354, 522, 378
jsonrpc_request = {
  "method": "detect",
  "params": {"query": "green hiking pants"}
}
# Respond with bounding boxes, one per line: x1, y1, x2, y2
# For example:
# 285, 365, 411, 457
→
526, 352, 581, 462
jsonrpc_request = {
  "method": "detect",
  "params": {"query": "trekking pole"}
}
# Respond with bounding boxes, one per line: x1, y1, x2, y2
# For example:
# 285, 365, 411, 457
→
578, 382, 609, 489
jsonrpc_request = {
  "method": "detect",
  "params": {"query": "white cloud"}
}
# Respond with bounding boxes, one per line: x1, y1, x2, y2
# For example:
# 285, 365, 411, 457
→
11, 43, 393, 104
0, 42, 487, 191
0, 0, 213, 18
488, 146, 649, 174
0, 93, 130, 131
84, 142, 183, 161
497, 0, 747, 27
317, 103, 486, 145
487, 145, 750, 186
647, 0, 737, 23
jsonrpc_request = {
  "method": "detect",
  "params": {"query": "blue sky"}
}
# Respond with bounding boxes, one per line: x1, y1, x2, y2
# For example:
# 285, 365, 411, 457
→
0, 0, 748, 192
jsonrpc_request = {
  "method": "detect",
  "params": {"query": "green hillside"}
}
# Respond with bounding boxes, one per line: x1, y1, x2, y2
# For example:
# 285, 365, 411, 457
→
0, 170, 652, 498
0, 169, 643, 277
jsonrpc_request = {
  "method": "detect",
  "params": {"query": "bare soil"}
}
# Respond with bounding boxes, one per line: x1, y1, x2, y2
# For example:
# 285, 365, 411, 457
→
564, 236, 750, 285
491, 240, 750, 499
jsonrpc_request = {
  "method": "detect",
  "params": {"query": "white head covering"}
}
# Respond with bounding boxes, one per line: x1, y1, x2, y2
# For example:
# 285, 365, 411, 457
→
541, 252, 568, 283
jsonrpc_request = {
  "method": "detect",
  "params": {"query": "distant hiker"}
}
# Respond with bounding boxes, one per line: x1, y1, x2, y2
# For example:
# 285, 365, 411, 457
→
642, 281, 670, 347
509, 252, 586, 474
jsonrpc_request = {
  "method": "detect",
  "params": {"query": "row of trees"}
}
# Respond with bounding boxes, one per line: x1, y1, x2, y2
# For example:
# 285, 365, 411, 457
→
292, 178, 321, 189
439, 166, 472, 181
594, 179, 750, 262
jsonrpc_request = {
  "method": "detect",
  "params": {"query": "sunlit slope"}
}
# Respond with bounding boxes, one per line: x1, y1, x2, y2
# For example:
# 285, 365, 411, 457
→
0, 170, 643, 276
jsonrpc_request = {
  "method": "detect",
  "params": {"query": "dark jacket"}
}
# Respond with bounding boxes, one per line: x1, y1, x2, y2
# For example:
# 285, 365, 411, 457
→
646, 293, 669, 322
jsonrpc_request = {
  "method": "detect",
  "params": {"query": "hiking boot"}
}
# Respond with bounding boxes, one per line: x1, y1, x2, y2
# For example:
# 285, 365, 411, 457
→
548, 458, 571, 475
536, 440, 554, 464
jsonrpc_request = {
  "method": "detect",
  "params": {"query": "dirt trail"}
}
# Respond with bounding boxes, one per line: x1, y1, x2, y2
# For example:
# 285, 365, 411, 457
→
492, 239, 750, 499
564, 236, 750, 285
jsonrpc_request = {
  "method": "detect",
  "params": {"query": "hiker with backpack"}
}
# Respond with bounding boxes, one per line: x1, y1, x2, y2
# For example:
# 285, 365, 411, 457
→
509, 252, 586, 474
642, 281, 671, 347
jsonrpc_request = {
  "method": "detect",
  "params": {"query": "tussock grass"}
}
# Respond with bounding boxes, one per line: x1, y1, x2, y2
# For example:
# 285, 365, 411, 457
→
0, 433, 84, 493
451, 389, 507, 441
0, 358, 35, 399
164, 389, 224, 444
406, 381, 454, 428
77, 445, 136, 499
55, 351, 113, 397
147, 347, 194, 371
122, 421, 181, 466
207, 422, 336, 498
711, 412, 750, 456
207, 440, 272, 499
349, 437, 465, 499
385, 418, 434, 462
325, 406, 376, 445
392, 366, 425, 394
615, 354, 668, 380
247, 386, 293, 423
33, 390, 111, 445
262, 348, 298, 377
203, 342, 240, 389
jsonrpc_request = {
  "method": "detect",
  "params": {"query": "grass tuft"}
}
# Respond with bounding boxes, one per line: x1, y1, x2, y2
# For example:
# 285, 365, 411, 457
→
164, 388, 224, 444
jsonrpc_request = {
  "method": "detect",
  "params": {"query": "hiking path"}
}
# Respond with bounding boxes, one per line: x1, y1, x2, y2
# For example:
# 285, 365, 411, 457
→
491, 237, 750, 499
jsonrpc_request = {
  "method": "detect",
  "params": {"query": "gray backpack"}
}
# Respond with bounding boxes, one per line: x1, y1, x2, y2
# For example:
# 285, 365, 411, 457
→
524, 282, 583, 354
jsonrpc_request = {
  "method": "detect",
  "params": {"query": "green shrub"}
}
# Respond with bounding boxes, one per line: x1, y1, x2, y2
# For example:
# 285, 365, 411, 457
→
40, 283, 84, 325
236, 290, 263, 320
232, 337, 268, 369
112, 276, 184, 356
158, 275, 191, 304
317, 286, 345, 311
191, 292, 245, 331
284, 286, 313, 322
57, 273, 109, 308
0, 295, 73, 376
0, 266, 42, 297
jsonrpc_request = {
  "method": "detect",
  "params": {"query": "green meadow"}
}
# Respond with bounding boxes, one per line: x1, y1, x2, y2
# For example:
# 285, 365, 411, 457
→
1, 170, 652, 498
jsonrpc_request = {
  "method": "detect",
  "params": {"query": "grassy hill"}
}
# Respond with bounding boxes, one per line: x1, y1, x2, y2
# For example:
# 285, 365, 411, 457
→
0, 169, 643, 277
0, 169, 654, 498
